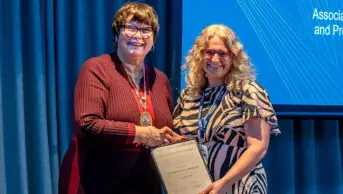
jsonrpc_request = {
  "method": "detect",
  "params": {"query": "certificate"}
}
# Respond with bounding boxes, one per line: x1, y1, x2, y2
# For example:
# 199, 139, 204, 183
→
151, 140, 212, 194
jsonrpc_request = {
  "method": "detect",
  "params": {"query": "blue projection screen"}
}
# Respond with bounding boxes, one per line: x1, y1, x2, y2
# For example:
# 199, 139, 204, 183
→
181, 0, 343, 116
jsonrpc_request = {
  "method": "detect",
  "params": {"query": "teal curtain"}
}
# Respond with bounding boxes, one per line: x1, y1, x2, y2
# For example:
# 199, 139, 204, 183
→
264, 118, 343, 193
0, 0, 181, 193
1, 0, 343, 194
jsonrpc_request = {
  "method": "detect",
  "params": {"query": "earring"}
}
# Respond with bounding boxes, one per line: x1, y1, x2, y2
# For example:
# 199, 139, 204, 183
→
151, 44, 155, 52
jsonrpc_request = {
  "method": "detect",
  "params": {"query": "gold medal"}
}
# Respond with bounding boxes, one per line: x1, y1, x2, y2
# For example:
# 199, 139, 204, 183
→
140, 112, 152, 126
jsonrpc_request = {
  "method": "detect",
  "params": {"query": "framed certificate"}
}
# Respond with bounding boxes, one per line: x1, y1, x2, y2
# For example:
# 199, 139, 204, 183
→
151, 139, 212, 194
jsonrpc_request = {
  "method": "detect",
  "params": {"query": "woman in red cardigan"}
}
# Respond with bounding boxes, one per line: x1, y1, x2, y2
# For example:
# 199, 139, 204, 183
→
58, 2, 183, 194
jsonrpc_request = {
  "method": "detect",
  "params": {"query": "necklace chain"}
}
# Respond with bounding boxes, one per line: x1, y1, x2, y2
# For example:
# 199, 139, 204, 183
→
125, 66, 147, 111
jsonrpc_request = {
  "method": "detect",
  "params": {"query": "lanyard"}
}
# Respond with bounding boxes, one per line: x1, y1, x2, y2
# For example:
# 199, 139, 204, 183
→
198, 87, 226, 140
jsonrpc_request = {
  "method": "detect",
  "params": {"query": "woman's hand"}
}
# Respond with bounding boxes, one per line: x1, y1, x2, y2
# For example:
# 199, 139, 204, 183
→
168, 129, 185, 143
199, 179, 229, 194
145, 126, 171, 147
146, 126, 185, 147
134, 126, 185, 147
159, 127, 185, 143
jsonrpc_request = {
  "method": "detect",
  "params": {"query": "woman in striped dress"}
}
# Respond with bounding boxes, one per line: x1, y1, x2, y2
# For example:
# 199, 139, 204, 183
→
173, 24, 280, 194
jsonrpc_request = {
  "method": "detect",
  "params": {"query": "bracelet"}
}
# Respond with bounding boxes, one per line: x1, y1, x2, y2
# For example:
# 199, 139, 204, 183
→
145, 126, 153, 146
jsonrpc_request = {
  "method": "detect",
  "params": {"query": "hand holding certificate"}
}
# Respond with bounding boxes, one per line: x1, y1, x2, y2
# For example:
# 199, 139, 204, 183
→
151, 140, 212, 194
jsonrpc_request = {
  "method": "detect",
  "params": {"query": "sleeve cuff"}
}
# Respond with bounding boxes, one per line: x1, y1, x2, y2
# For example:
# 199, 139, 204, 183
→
125, 123, 136, 145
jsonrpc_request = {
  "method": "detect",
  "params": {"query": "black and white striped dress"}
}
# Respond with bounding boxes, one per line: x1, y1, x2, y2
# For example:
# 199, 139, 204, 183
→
173, 81, 280, 194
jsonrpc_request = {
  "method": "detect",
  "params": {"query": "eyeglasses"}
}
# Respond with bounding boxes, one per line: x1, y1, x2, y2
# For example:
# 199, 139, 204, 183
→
203, 49, 231, 61
123, 24, 153, 39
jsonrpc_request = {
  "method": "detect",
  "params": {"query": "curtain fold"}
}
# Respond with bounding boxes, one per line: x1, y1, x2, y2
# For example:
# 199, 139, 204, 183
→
0, 0, 182, 193
1, 0, 342, 194
265, 119, 343, 193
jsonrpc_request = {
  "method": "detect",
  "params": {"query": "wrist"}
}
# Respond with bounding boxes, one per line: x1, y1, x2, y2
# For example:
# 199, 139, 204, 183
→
133, 126, 151, 144
145, 126, 152, 145
221, 174, 233, 186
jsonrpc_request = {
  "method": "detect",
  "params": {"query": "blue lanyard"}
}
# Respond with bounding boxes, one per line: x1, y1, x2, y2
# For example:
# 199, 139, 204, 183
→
198, 87, 226, 140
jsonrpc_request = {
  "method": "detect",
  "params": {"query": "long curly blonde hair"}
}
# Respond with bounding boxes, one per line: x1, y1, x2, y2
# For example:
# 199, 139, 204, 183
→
184, 24, 256, 95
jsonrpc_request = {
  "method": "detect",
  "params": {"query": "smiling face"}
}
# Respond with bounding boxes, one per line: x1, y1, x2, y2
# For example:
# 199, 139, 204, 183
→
202, 36, 233, 85
117, 19, 154, 60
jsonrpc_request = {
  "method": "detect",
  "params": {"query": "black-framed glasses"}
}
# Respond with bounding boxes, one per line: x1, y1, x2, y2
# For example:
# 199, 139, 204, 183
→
123, 24, 153, 39
202, 49, 231, 61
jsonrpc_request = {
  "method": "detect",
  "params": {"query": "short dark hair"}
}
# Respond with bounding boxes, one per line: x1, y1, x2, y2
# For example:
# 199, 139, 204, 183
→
112, 2, 160, 47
